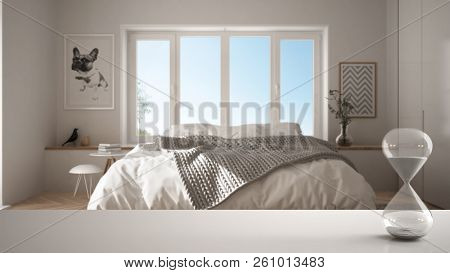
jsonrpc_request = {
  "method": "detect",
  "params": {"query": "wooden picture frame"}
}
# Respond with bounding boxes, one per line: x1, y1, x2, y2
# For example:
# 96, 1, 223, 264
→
339, 62, 377, 118
64, 34, 115, 110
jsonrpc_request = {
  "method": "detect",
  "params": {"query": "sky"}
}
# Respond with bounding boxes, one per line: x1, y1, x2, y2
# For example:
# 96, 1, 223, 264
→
136, 36, 314, 136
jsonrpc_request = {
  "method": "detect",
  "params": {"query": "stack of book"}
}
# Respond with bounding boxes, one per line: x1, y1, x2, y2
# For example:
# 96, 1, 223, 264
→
98, 144, 121, 155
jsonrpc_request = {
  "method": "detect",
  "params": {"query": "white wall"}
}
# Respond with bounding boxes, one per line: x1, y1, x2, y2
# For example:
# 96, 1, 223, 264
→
44, 151, 106, 193
340, 150, 397, 192
421, 0, 450, 208
386, 0, 399, 131
398, 0, 450, 206
385, 0, 400, 193
399, 0, 423, 130
399, 0, 424, 196
2, 0, 400, 201
53, 0, 396, 146
2, 0, 58, 204
0, 2, 3, 207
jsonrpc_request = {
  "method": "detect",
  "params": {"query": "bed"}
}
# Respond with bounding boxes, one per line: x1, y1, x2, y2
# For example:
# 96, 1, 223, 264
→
87, 123, 376, 210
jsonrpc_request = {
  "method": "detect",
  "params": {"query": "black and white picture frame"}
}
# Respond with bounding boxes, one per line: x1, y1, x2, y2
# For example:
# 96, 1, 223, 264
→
339, 62, 377, 118
64, 34, 114, 110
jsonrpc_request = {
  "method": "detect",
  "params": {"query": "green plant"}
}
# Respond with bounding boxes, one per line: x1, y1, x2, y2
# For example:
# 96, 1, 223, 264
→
136, 81, 152, 136
327, 89, 354, 127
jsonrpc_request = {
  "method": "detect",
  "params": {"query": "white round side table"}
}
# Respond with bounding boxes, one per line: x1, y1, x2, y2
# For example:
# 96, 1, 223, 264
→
89, 152, 127, 174
69, 164, 102, 198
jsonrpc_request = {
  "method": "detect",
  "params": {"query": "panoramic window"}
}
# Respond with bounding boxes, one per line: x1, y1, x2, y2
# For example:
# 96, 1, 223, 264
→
179, 36, 221, 125
279, 39, 314, 136
135, 40, 171, 136
127, 30, 321, 142
229, 36, 271, 126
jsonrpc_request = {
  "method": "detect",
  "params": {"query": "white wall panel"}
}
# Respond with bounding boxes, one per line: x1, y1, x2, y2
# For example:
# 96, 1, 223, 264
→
422, 0, 450, 208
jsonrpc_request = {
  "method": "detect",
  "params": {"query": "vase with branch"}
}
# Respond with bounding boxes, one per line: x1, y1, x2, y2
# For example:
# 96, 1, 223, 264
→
328, 89, 354, 146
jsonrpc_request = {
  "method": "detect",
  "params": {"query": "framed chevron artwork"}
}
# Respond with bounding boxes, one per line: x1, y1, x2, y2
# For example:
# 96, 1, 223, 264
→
339, 62, 377, 118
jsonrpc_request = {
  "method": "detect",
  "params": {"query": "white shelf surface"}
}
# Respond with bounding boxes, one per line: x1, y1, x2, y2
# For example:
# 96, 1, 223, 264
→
1, 210, 449, 252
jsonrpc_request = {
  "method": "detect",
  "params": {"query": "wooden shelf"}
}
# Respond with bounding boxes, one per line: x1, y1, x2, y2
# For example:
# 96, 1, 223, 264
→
336, 145, 381, 150
45, 146, 134, 151
45, 145, 381, 151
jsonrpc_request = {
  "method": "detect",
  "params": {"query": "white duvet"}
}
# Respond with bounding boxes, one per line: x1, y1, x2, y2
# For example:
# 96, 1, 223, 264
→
88, 146, 376, 210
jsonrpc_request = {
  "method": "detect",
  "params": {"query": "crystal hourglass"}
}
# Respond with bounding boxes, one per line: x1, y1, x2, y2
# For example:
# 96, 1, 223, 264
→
382, 128, 433, 239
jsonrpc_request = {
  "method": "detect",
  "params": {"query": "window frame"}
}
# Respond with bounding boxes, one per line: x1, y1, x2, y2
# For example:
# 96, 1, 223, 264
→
227, 33, 273, 126
274, 31, 322, 136
122, 27, 326, 144
176, 32, 223, 126
127, 32, 176, 143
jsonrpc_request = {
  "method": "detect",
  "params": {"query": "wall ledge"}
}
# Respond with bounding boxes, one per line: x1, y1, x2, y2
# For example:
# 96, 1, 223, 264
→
44, 145, 381, 151
45, 146, 134, 151
337, 145, 381, 150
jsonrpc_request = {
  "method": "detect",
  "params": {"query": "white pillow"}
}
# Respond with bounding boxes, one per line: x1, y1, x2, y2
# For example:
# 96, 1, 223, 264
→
168, 123, 222, 137
226, 123, 302, 138
272, 122, 302, 136
126, 143, 161, 158
168, 122, 301, 138
226, 124, 269, 138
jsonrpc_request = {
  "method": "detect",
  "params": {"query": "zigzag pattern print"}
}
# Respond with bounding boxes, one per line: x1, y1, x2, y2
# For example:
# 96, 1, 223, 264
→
340, 63, 376, 117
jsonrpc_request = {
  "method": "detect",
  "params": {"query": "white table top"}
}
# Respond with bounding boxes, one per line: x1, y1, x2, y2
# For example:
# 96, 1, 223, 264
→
1, 210, 449, 253
89, 152, 127, 157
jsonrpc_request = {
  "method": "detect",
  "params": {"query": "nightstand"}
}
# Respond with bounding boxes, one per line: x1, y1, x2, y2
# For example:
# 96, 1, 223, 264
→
89, 152, 127, 174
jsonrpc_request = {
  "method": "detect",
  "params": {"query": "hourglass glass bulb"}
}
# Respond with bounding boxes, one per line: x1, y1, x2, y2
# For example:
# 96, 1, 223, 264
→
382, 128, 433, 239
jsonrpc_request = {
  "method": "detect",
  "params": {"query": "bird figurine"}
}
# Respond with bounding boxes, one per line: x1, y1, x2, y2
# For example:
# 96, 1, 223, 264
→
62, 128, 79, 146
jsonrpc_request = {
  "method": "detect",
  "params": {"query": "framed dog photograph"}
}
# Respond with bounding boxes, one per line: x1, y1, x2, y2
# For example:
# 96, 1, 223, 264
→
64, 34, 114, 110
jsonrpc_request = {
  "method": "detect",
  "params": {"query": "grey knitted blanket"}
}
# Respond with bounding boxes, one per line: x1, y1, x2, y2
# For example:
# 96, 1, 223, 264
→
160, 135, 355, 210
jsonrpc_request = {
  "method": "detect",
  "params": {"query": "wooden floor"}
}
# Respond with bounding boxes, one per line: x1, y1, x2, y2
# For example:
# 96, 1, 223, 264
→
7, 191, 442, 210
375, 191, 442, 210
8, 192, 89, 210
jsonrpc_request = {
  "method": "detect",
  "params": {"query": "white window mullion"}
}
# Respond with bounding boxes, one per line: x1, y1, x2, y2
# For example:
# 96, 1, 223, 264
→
173, 33, 180, 126
127, 34, 138, 143
277, 32, 322, 137
221, 32, 230, 129
177, 33, 222, 126
127, 32, 174, 142
313, 33, 322, 138
271, 32, 281, 125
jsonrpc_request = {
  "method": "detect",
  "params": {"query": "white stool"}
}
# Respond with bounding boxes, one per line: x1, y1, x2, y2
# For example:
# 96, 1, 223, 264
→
69, 164, 102, 198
